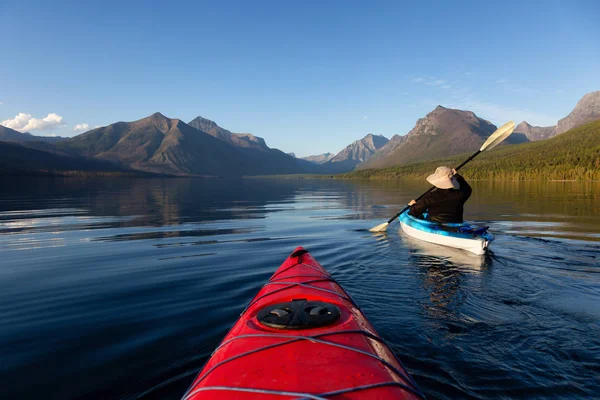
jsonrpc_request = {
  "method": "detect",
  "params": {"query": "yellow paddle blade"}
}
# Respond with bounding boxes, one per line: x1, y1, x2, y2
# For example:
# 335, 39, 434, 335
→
480, 121, 516, 151
369, 222, 389, 233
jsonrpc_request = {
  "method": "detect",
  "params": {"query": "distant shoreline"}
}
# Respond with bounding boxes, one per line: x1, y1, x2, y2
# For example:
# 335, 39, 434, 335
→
2, 171, 598, 182
246, 174, 599, 182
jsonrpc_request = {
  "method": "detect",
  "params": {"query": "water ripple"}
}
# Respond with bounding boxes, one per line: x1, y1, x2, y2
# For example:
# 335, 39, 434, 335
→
1, 177, 599, 399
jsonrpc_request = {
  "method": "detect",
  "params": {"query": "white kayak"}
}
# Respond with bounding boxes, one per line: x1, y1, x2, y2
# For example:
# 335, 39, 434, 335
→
399, 210, 494, 255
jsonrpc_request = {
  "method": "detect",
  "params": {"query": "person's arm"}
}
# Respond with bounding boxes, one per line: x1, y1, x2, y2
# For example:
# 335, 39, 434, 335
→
408, 192, 434, 218
453, 173, 472, 200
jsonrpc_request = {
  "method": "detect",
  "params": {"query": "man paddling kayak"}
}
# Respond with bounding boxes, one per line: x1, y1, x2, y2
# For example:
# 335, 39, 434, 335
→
407, 166, 472, 223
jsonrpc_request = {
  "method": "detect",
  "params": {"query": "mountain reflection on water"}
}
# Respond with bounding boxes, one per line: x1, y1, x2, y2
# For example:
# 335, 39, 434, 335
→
0, 177, 598, 399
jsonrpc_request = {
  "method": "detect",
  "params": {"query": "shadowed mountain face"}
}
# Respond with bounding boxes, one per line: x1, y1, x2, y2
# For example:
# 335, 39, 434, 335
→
322, 134, 389, 173
360, 106, 498, 169
187, 115, 320, 174
0, 141, 130, 175
0, 125, 65, 143
554, 90, 600, 135
363, 134, 407, 166
55, 113, 248, 175
188, 116, 269, 151
54, 113, 318, 176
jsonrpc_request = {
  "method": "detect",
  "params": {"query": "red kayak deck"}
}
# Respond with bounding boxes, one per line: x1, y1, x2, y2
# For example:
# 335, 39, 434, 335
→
183, 247, 424, 399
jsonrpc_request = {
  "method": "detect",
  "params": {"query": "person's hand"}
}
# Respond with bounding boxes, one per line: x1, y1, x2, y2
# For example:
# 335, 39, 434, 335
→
408, 199, 416, 206
452, 168, 457, 175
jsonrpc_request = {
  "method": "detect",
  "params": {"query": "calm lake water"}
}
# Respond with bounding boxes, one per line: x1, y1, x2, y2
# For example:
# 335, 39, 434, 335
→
1, 177, 599, 399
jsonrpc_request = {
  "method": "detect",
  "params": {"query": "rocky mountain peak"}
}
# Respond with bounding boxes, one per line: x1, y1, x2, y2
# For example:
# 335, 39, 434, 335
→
361, 133, 389, 150
555, 90, 600, 135
133, 112, 176, 134
359, 106, 496, 170
234, 133, 268, 149
516, 121, 532, 129
301, 152, 335, 164
514, 121, 555, 141
323, 133, 389, 172
149, 111, 167, 119
406, 106, 490, 141
188, 115, 269, 151
363, 134, 407, 166
188, 116, 218, 132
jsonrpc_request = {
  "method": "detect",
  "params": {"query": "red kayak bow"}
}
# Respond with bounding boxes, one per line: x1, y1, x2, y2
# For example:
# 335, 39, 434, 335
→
183, 247, 424, 399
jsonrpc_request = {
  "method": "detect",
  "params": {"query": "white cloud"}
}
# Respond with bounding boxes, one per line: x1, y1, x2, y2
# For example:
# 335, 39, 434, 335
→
421, 82, 558, 126
494, 79, 531, 93
427, 79, 445, 86
556, 90, 564, 93
73, 123, 90, 132
0, 101, 4, 105
447, 98, 557, 126
1, 112, 66, 132
411, 74, 555, 125
411, 77, 446, 87
363, 116, 368, 120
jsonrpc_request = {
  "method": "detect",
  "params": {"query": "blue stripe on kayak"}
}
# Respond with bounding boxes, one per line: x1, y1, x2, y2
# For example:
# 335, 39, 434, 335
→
399, 210, 494, 241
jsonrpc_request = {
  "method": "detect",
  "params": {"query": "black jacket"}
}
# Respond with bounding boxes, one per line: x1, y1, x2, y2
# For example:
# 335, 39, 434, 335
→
408, 174, 472, 223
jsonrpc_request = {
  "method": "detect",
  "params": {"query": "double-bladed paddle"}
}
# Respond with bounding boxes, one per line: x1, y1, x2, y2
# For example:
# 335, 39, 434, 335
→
369, 121, 516, 233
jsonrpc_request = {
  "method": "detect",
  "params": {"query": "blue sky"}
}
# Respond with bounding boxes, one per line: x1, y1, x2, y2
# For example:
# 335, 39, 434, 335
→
1, 0, 599, 157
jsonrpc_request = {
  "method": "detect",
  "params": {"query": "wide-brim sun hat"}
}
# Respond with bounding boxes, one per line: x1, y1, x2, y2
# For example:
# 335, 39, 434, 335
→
426, 166, 460, 189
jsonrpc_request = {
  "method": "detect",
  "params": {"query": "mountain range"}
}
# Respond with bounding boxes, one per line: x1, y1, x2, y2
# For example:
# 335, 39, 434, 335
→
0, 140, 133, 176
52, 113, 318, 176
345, 119, 600, 181
188, 116, 270, 151
0, 125, 65, 143
359, 106, 498, 169
301, 152, 334, 164
512, 90, 600, 140
322, 134, 389, 173
359, 90, 600, 170
1, 90, 598, 176
513, 122, 555, 141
